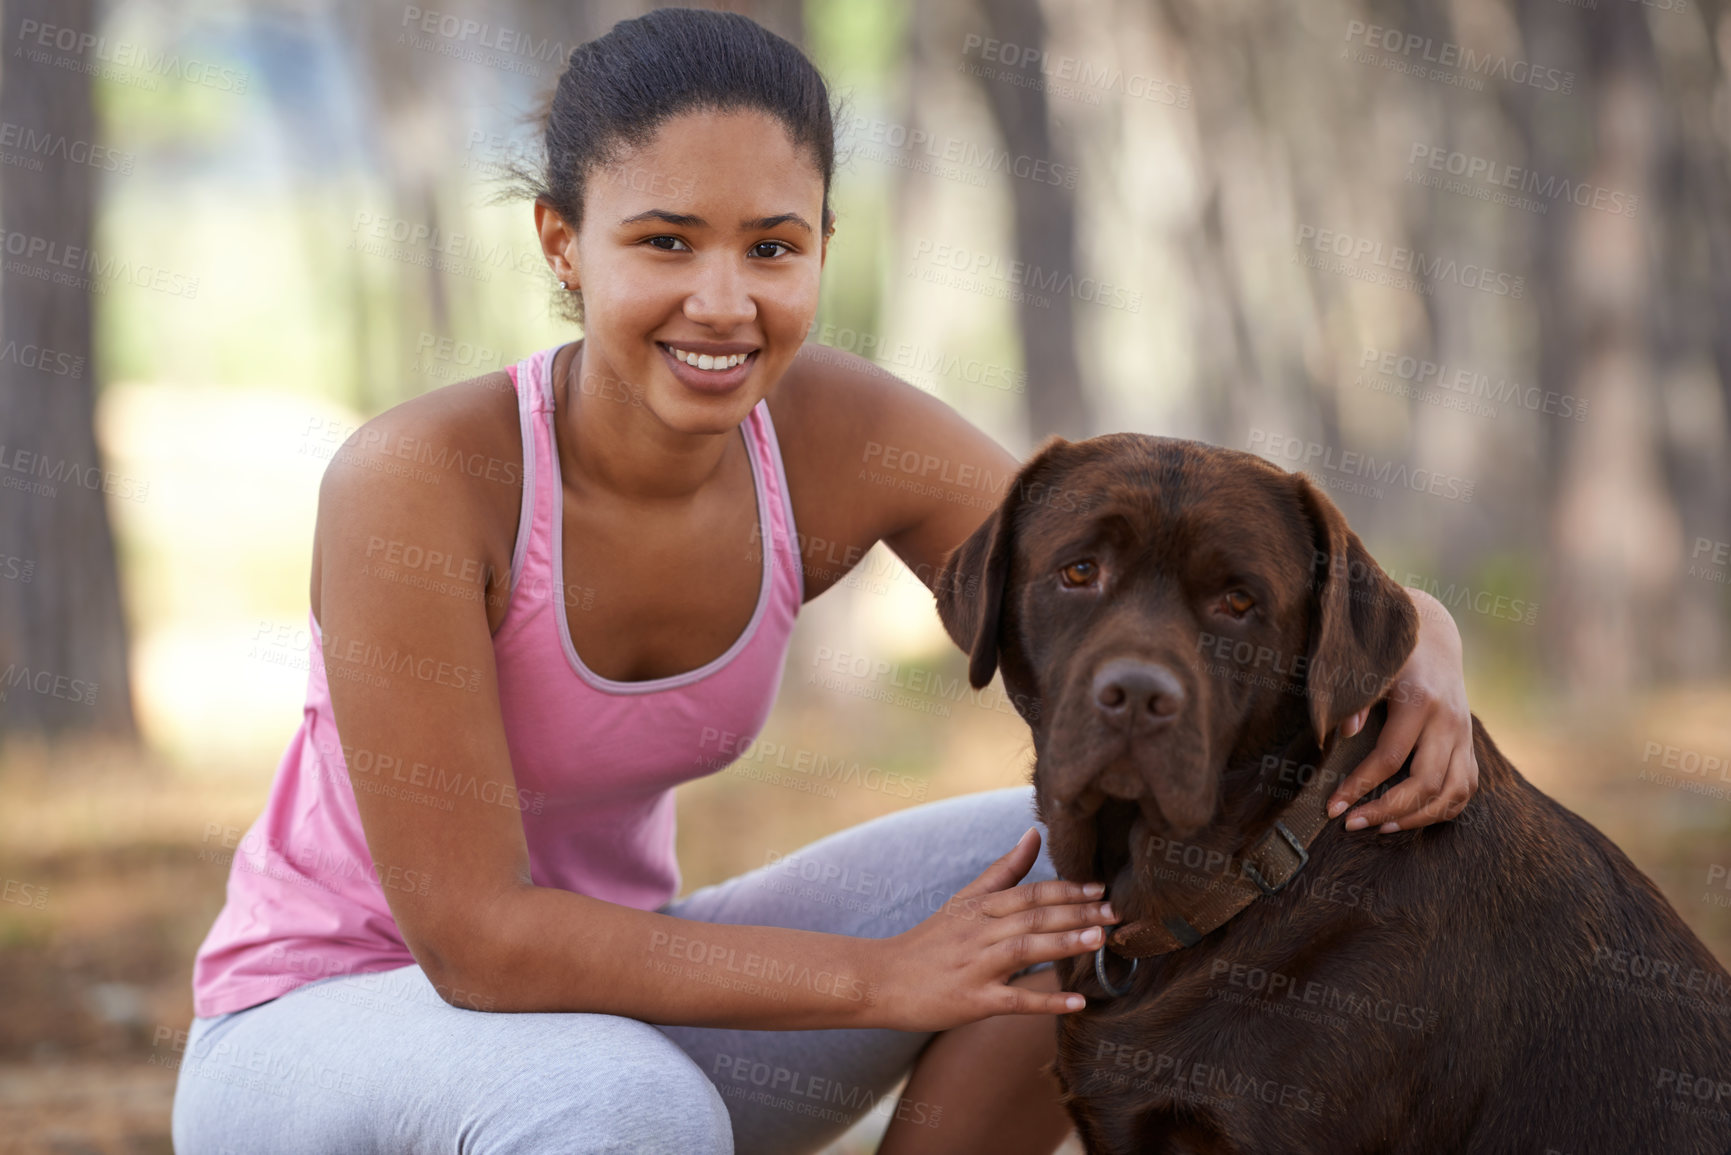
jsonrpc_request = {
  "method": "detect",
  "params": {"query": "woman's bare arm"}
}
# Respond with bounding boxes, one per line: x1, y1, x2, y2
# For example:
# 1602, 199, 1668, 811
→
768, 346, 1021, 599
311, 383, 1109, 1027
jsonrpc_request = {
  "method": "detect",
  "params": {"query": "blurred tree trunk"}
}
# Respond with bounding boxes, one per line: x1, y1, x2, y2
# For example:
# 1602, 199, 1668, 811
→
339, 0, 643, 413
340, 4, 466, 412
0, 0, 137, 739
1519, 0, 1679, 697
1158, 0, 1323, 448
1651, 0, 1731, 679
969, 0, 1092, 440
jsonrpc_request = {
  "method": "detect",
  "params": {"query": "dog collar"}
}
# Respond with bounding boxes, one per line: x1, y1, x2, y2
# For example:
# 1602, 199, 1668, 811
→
1099, 707, 1389, 962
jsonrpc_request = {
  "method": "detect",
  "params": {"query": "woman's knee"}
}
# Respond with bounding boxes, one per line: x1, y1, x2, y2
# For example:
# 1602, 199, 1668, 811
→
850, 786, 1057, 933
494, 1016, 735, 1154
937, 785, 1056, 884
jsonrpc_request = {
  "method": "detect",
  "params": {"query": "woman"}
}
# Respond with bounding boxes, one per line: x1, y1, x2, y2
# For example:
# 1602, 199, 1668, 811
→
171, 9, 1478, 1153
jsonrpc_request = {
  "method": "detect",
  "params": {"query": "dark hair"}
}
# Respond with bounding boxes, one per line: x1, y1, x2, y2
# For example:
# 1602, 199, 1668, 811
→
497, 7, 839, 325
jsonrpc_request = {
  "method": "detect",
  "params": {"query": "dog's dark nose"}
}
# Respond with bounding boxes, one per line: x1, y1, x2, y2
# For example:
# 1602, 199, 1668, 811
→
1092, 659, 1184, 724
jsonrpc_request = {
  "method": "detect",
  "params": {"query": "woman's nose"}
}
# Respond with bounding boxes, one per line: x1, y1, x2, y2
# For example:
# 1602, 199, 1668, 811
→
682, 255, 757, 329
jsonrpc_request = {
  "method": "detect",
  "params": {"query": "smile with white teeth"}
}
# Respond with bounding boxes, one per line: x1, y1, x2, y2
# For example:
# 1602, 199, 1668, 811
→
666, 346, 752, 371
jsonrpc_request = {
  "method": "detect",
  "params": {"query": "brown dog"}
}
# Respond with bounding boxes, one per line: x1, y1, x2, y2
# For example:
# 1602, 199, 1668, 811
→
934, 434, 1731, 1155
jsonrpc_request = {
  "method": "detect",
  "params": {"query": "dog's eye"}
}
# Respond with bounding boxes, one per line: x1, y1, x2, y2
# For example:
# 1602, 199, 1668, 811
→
1219, 589, 1255, 617
1060, 560, 1099, 588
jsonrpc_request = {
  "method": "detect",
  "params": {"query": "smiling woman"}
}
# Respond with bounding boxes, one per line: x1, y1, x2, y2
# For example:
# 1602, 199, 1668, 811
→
166, 9, 1116, 1155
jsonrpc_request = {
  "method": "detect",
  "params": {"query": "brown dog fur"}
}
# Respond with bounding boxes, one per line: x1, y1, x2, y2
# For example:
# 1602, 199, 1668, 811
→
935, 434, 1731, 1155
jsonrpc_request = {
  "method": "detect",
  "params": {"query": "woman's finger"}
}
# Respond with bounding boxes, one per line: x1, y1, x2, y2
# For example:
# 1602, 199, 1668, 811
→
1343, 709, 1454, 827
991, 983, 1088, 1017
951, 827, 1046, 901
1373, 740, 1480, 832
1000, 900, 1116, 937
1344, 723, 1453, 830
990, 925, 1108, 972
975, 877, 1106, 920
1328, 693, 1426, 819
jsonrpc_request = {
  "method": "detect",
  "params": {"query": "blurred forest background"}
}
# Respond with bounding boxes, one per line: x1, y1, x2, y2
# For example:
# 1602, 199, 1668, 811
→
1, 0, 1729, 1150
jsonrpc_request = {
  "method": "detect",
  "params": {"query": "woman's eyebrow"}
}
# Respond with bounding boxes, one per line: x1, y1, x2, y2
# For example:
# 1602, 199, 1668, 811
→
742, 213, 812, 234
619, 209, 704, 228
617, 209, 813, 234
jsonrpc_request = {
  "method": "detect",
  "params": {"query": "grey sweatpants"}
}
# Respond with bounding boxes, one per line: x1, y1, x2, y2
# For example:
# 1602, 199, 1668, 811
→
170, 786, 1057, 1154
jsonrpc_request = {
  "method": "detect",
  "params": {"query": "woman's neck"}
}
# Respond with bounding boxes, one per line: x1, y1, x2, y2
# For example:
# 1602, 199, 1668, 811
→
550, 339, 737, 505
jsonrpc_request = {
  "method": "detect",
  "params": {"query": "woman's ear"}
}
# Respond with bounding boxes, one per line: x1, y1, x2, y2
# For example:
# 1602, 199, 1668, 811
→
534, 199, 580, 290
560, 238, 581, 295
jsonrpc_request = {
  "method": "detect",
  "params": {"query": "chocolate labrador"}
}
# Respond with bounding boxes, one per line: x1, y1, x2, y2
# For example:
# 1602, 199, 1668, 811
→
933, 434, 1731, 1154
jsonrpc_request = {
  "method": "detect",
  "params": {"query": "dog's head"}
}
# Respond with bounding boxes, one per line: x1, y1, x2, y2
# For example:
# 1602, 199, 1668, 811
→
934, 435, 1418, 940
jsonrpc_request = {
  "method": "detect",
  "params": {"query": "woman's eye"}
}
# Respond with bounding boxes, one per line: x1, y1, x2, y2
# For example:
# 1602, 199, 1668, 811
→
750, 240, 792, 258
645, 235, 688, 252
1219, 589, 1255, 617
1060, 560, 1099, 588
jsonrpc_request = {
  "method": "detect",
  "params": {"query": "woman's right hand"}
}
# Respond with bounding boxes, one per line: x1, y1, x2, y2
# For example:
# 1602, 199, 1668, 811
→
870, 827, 1117, 1032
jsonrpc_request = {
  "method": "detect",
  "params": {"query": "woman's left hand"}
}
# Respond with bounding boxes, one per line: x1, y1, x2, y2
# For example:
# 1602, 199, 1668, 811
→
1324, 587, 1480, 832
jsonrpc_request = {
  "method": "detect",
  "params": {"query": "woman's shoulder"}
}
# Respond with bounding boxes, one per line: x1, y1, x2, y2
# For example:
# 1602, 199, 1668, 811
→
769, 342, 944, 452
311, 370, 526, 599
321, 370, 525, 500
763, 342, 1016, 568
767, 341, 1009, 479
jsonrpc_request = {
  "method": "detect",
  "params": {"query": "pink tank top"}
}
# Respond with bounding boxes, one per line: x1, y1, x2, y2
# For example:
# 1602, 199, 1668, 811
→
189, 342, 804, 1017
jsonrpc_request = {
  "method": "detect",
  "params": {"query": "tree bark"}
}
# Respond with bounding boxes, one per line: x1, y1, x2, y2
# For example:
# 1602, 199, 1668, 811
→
970, 0, 1092, 440
1519, 0, 1678, 696
0, 0, 137, 739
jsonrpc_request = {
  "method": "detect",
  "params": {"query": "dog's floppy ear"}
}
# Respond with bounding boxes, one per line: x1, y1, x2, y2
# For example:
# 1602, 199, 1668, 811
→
934, 440, 1068, 690
1294, 473, 1420, 744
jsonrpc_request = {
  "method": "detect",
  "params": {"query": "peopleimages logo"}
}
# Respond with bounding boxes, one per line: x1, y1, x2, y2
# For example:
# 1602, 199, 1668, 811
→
398, 7, 573, 67
959, 34, 1190, 108
1342, 20, 1575, 94
909, 239, 1143, 313
0, 121, 135, 175
1247, 428, 1476, 504
14, 18, 250, 93
1407, 144, 1638, 217
1357, 345, 1588, 422
1295, 225, 1525, 299
845, 115, 1079, 188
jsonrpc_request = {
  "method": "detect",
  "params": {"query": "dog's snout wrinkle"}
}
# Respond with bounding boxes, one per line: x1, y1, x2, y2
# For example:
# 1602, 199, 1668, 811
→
1092, 658, 1185, 725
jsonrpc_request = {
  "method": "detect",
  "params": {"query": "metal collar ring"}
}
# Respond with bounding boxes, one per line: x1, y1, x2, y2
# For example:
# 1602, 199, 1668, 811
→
1093, 943, 1138, 998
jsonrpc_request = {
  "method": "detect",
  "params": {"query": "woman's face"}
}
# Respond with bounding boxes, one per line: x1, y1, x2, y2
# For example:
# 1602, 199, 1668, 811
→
539, 107, 828, 436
